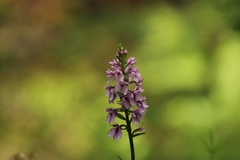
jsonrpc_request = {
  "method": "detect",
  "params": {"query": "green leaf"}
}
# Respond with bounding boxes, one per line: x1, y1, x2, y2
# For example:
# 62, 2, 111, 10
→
117, 155, 122, 160
133, 132, 146, 138
215, 136, 234, 151
116, 113, 126, 120
196, 136, 211, 152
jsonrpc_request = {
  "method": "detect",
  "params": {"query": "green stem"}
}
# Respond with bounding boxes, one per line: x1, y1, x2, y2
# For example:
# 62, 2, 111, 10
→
125, 110, 135, 160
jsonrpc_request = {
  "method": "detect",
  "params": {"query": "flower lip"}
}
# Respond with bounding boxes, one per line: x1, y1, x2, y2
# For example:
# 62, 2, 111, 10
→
108, 124, 122, 141
106, 107, 117, 124
132, 109, 143, 126
105, 86, 117, 103
115, 81, 128, 95
127, 57, 136, 65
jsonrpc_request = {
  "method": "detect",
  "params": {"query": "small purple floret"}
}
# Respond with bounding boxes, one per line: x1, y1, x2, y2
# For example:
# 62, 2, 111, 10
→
106, 107, 117, 124
115, 81, 128, 95
108, 124, 122, 141
132, 109, 143, 126
105, 86, 117, 103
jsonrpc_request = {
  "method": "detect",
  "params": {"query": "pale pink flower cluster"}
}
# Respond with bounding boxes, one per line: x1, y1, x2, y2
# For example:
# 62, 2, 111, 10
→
105, 44, 148, 141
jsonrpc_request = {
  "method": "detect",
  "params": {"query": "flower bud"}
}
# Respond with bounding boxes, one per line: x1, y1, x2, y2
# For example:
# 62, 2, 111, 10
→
123, 49, 128, 55
116, 51, 119, 58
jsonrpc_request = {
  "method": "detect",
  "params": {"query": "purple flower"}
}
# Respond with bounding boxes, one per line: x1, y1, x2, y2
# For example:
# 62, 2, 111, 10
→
108, 124, 122, 141
109, 59, 120, 69
127, 57, 136, 65
123, 49, 128, 55
121, 92, 136, 109
122, 96, 133, 109
116, 51, 119, 57
115, 81, 128, 95
106, 68, 125, 83
132, 109, 143, 126
133, 87, 144, 101
127, 92, 136, 106
137, 98, 148, 114
129, 67, 142, 83
105, 43, 148, 141
105, 86, 117, 103
106, 108, 117, 124
114, 69, 124, 81
135, 78, 143, 88
106, 69, 115, 82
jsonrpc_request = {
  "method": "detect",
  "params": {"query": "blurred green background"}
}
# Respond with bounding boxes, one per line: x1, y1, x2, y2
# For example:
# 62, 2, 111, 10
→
1, 0, 240, 159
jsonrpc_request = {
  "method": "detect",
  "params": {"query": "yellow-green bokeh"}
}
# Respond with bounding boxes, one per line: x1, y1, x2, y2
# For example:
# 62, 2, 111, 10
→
0, 1, 240, 160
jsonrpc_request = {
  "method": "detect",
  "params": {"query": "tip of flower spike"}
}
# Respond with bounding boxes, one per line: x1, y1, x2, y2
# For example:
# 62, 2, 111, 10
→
117, 42, 123, 51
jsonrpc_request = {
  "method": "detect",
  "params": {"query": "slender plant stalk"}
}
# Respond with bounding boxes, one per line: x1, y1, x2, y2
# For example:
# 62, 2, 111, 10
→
125, 110, 135, 160
105, 43, 148, 160
209, 131, 215, 160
